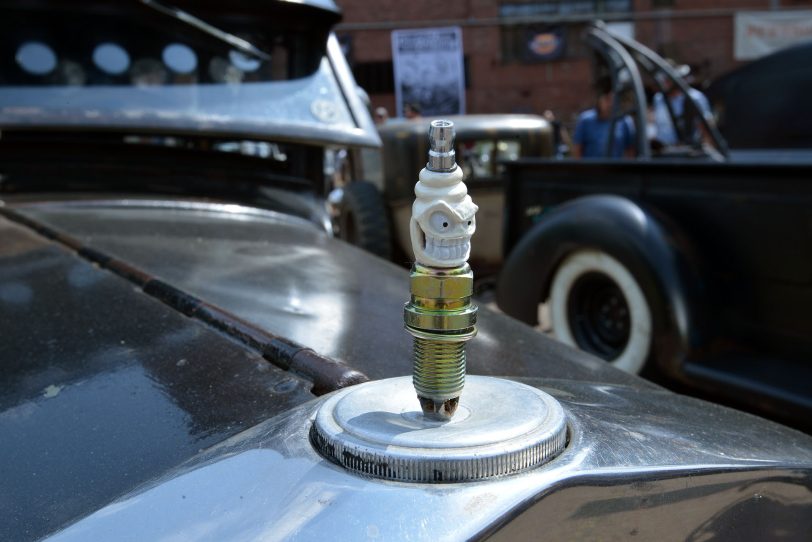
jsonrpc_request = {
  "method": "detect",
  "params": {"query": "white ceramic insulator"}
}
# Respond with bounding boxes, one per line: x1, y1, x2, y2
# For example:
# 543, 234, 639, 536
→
410, 167, 478, 268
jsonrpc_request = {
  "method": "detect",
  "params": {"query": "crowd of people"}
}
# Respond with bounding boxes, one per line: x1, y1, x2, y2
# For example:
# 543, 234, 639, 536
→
367, 60, 711, 161
372, 102, 421, 126
570, 61, 712, 159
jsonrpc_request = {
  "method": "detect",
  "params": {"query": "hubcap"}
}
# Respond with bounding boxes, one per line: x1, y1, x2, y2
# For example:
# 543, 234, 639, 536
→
567, 272, 631, 360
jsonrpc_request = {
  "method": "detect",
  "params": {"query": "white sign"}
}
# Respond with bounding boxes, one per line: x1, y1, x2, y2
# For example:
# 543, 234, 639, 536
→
735, 10, 812, 60
391, 27, 466, 117
606, 21, 635, 42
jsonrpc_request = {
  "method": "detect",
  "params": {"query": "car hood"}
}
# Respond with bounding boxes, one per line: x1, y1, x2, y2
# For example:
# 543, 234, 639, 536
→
5, 197, 648, 387
2, 197, 810, 540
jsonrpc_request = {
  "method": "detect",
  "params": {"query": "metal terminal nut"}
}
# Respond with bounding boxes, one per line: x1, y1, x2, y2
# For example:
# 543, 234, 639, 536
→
427, 120, 456, 172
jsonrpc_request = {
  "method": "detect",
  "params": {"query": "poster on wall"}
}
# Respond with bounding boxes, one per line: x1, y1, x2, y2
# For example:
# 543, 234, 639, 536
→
391, 27, 466, 117
735, 11, 812, 60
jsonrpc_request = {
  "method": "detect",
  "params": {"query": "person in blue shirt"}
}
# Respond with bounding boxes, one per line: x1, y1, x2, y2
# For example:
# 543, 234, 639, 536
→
573, 78, 635, 159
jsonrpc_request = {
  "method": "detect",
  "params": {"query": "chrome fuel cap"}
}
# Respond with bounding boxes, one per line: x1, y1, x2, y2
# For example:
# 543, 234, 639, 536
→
310, 376, 567, 483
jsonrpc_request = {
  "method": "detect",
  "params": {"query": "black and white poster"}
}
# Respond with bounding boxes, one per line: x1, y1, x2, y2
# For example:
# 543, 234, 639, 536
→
391, 27, 465, 117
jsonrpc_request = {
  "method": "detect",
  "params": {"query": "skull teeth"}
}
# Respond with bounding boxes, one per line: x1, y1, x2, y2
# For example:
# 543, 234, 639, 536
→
424, 235, 470, 262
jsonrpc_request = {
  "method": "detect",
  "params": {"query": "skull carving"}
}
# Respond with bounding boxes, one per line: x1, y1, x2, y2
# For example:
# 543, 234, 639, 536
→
410, 167, 478, 268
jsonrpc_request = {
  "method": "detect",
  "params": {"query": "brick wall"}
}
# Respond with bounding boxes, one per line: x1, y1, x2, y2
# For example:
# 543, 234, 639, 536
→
336, 0, 812, 127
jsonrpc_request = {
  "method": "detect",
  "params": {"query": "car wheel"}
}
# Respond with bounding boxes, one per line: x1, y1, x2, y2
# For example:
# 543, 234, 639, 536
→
549, 249, 652, 374
338, 181, 392, 260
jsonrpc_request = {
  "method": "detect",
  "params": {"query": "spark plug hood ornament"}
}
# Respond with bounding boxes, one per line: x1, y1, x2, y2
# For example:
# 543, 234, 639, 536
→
410, 121, 478, 268
405, 120, 478, 419
310, 120, 567, 483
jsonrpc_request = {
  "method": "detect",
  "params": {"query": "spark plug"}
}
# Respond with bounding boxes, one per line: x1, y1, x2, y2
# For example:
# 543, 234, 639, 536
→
404, 120, 478, 420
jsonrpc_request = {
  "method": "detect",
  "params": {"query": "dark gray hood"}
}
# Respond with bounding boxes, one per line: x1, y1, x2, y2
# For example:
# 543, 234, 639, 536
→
2, 197, 810, 541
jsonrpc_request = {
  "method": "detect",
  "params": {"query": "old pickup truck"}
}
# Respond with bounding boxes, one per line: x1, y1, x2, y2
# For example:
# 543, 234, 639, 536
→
496, 25, 812, 432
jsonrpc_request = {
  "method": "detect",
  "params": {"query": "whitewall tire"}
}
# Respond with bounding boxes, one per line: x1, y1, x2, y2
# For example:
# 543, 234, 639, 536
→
549, 249, 652, 374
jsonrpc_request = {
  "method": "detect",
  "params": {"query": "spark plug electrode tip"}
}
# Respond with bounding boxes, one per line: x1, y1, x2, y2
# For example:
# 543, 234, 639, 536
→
418, 396, 460, 420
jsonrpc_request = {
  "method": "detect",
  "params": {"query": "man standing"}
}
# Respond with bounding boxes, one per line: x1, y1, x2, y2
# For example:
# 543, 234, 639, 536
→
573, 78, 635, 159
652, 63, 711, 147
373, 106, 389, 125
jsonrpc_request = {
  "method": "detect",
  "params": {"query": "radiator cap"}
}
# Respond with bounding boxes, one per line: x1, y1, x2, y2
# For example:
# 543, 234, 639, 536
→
310, 375, 567, 483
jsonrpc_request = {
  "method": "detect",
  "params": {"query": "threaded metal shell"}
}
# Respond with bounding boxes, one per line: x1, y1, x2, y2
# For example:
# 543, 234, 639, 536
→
413, 338, 465, 400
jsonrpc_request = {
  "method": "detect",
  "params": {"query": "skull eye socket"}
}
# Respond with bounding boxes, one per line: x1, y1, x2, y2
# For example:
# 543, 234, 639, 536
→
429, 212, 451, 232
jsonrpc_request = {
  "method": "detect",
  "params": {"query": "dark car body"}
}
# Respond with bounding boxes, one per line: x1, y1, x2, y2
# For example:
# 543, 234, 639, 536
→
1, 4, 811, 541
707, 42, 812, 150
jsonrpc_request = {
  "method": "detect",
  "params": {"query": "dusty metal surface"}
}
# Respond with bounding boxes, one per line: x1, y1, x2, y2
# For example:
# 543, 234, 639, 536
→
0, 216, 315, 541
2, 204, 369, 395
45, 378, 812, 541
10, 198, 655, 388
3, 200, 811, 542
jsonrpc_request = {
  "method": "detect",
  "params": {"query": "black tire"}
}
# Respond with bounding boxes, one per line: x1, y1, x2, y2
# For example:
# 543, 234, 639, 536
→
338, 181, 392, 260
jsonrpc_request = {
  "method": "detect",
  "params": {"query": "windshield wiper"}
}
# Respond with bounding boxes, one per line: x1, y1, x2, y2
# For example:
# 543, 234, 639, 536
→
139, 0, 271, 61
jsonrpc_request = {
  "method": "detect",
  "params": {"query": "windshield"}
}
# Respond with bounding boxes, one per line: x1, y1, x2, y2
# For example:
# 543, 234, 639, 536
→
0, 1, 377, 147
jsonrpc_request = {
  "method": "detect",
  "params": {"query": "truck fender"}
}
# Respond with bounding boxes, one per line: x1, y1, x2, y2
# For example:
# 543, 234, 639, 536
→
496, 195, 702, 375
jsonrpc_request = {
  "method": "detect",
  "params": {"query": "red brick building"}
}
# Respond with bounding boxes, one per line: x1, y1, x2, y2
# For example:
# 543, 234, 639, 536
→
336, 0, 812, 126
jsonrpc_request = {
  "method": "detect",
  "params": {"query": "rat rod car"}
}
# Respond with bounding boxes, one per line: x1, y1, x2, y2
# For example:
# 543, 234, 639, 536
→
1, 2, 811, 541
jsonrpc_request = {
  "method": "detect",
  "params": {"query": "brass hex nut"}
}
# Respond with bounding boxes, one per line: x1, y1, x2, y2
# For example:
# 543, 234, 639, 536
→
410, 266, 473, 300
404, 304, 478, 332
